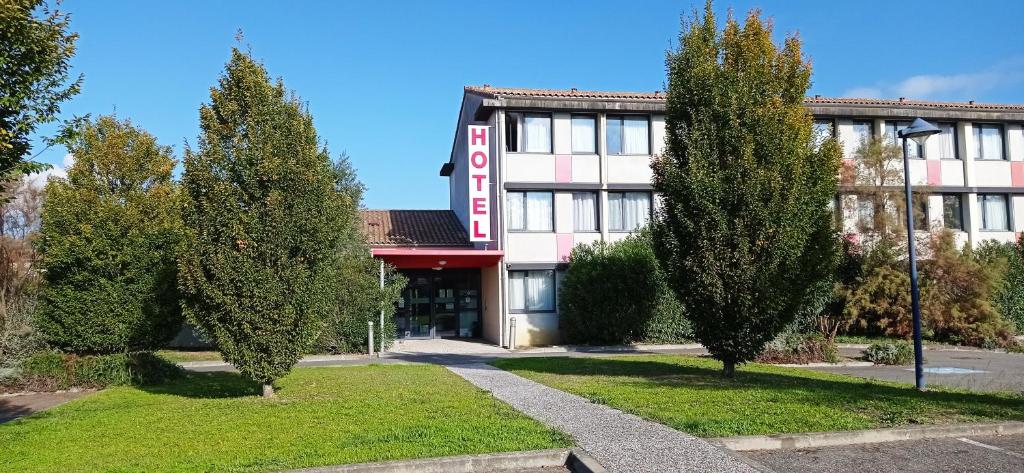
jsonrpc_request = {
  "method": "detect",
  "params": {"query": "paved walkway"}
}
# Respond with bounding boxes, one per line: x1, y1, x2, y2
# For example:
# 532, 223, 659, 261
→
447, 363, 763, 473
0, 390, 92, 424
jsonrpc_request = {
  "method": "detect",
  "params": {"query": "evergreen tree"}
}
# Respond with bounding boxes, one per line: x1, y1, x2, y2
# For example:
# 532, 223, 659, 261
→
179, 49, 358, 397
36, 115, 183, 353
653, 3, 841, 376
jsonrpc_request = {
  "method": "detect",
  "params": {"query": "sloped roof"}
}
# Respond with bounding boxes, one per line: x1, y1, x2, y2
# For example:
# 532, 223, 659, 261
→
359, 210, 471, 247
464, 85, 1024, 111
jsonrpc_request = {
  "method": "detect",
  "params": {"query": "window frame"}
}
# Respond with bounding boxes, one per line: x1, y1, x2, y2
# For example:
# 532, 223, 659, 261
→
505, 111, 554, 154
851, 119, 875, 146
979, 193, 1011, 231
506, 191, 554, 233
885, 120, 924, 159
571, 191, 600, 232
607, 191, 653, 232
508, 269, 556, 314
605, 114, 651, 156
570, 114, 598, 155
937, 122, 960, 160
941, 193, 964, 231
972, 123, 1006, 161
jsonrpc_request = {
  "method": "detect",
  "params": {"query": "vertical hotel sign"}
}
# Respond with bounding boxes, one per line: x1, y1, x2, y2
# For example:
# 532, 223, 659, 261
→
467, 125, 490, 241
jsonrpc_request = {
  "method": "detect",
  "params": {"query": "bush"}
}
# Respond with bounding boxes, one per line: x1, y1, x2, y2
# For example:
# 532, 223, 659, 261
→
756, 333, 839, 364
986, 237, 1024, 334
36, 116, 184, 354
863, 340, 914, 365
921, 231, 1015, 348
316, 257, 406, 354
844, 264, 916, 338
4, 350, 183, 392
559, 232, 691, 345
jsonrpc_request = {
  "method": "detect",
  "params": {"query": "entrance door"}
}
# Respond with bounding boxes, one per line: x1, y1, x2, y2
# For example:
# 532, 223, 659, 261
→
394, 270, 480, 339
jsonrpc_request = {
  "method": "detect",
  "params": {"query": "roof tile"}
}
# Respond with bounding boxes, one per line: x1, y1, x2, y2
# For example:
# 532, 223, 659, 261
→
359, 210, 471, 247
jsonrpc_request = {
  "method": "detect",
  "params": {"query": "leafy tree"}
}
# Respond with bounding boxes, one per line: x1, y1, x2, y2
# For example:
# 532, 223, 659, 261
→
653, 4, 841, 376
179, 49, 360, 397
0, 0, 83, 177
978, 237, 1024, 334
35, 115, 183, 354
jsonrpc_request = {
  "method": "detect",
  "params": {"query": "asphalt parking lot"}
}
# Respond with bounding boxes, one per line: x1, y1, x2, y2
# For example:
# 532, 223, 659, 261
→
816, 347, 1024, 393
747, 433, 1024, 473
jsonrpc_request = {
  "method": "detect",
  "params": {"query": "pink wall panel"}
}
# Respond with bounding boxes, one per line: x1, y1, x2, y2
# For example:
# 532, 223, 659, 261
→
1012, 162, 1024, 188
555, 154, 572, 183
556, 233, 574, 262
927, 160, 942, 186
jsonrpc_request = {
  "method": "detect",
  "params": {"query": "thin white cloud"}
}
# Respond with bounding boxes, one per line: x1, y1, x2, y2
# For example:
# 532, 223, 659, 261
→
23, 153, 74, 189
841, 58, 1024, 101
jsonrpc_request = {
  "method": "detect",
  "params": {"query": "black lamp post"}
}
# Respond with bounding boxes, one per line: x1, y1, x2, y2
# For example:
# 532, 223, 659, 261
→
897, 117, 941, 391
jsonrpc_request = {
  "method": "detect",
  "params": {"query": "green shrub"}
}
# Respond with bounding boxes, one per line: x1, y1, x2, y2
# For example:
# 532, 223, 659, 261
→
863, 340, 914, 365
316, 257, 406, 354
559, 232, 690, 345
36, 116, 184, 354
9, 351, 183, 391
756, 333, 839, 364
986, 236, 1024, 333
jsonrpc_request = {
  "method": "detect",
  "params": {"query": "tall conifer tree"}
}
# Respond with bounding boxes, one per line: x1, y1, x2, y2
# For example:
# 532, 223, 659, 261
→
179, 49, 357, 397
653, 3, 841, 375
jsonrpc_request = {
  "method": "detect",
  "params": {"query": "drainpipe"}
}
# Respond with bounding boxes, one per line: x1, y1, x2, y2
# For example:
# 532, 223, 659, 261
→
379, 259, 385, 356
495, 109, 509, 348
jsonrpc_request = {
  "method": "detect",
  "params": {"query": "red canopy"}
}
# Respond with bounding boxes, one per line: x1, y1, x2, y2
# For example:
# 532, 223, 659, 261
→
371, 247, 503, 269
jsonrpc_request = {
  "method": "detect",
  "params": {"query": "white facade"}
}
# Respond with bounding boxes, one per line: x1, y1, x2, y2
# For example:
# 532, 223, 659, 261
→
443, 87, 1024, 347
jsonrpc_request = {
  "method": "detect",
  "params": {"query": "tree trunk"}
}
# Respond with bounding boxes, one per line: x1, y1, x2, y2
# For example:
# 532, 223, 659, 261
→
722, 360, 736, 378
262, 383, 275, 398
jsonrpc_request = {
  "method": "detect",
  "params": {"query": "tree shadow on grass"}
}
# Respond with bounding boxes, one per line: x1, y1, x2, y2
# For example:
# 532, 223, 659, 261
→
138, 371, 260, 399
495, 357, 1024, 420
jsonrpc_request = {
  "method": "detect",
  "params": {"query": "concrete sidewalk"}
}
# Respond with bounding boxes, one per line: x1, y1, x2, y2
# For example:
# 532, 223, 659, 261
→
447, 363, 764, 473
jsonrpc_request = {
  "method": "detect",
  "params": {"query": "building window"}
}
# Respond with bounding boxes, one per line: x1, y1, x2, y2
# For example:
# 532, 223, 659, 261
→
852, 120, 874, 147
942, 194, 963, 231
856, 195, 875, 230
980, 194, 1009, 231
885, 121, 922, 158
508, 270, 555, 312
936, 123, 958, 160
608, 192, 651, 231
813, 119, 834, 147
572, 192, 598, 232
973, 124, 1005, 160
507, 191, 553, 232
606, 115, 649, 155
911, 195, 928, 231
571, 115, 597, 154
506, 112, 552, 153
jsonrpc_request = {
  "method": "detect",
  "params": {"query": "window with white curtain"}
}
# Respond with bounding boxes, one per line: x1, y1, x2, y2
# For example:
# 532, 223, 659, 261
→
813, 119, 834, 147
608, 192, 651, 231
572, 192, 598, 232
852, 120, 874, 148
936, 123, 958, 160
571, 115, 596, 154
973, 124, 1004, 160
606, 115, 649, 155
506, 191, 553, 231
508, 270, 555, 312
505, 112, 552, 153
980, 194, 1009, 231
856, 195, 875, 230
885, 121, 922, 158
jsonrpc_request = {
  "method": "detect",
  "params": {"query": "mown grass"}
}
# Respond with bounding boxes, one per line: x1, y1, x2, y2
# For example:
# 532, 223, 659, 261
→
155, 349, 224, 363
493, 355, 1024, 437
0, 364, 569, 473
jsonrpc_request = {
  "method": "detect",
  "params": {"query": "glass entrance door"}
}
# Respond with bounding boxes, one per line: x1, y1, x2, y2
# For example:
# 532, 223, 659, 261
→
394, 270, 481, 339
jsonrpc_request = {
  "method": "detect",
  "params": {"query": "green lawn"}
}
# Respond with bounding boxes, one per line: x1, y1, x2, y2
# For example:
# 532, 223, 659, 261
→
156, 349, 224, 363
493, 355, 1024, 437
0, 364, 569, 473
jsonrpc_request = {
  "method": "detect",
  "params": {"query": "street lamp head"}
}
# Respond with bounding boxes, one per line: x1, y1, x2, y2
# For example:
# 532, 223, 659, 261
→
898, 118, 941, 147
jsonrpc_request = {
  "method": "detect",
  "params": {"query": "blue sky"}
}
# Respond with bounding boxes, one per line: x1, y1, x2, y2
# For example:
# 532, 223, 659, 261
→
32, 0, 1024, 209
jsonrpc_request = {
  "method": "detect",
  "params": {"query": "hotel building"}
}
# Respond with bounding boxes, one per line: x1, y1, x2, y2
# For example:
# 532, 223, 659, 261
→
361, 86, 1024, 347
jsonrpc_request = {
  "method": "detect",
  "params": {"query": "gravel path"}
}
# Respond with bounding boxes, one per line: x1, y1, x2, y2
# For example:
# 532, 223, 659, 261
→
447, 363, 764, 473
